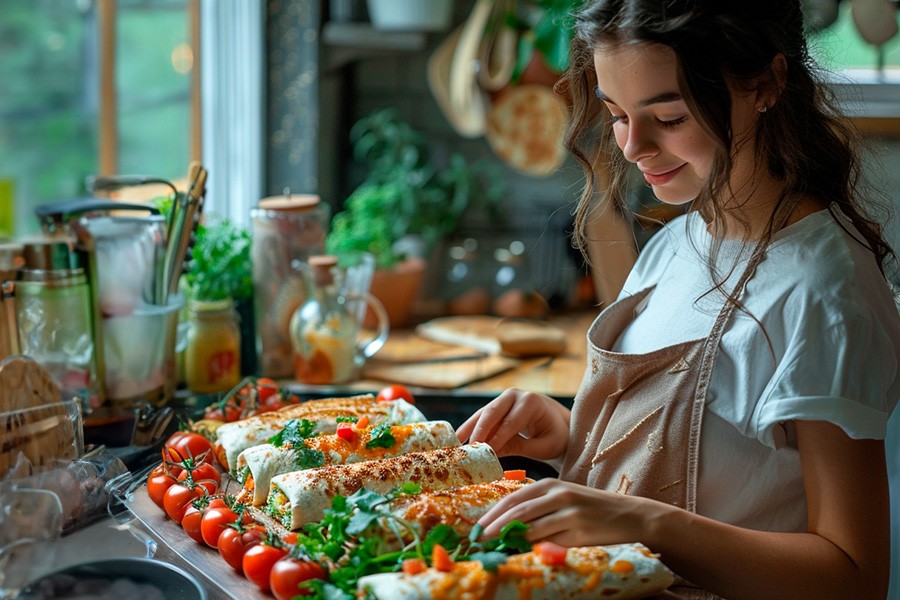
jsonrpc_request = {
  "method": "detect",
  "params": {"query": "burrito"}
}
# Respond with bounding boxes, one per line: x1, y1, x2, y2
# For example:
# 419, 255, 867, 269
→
214, 395, 426, 469
358, 543, 675, 600
266, 442, 504, 530
236, 420, 460, 506
365, 478, 532, 550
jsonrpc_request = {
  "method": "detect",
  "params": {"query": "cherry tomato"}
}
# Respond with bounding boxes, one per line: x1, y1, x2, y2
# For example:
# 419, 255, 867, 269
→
167, 432, 215, 465
205, 403, 242, 422
181, 498, 210, 544
270, 557, 327, 600
256, 377, 280, 404
177, 462, 221, 495
147, 464, 177, 509
219, 524, 266, 573
243, 542, 288, 592
163, 482, 205, 523
375, 384, 414, 404
200, 504, 240, 548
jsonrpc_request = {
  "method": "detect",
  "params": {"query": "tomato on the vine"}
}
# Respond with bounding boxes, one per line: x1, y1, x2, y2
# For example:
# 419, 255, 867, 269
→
200, 503, 243, 548
375, 384, 414, 404
204, 402, 242, 422
163, 482, 206, 523
165, 432, 215, 465
256, 377, 280, 404
147, 464, 177, 509
181, 497, 211, 544
177, 462, 221, 495
219, 523, 266, 573
243, 540, 288, 592
270, 557, 327, 600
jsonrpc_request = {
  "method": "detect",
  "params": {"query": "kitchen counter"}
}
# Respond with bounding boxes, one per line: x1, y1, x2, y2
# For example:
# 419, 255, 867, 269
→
286, 310, 596, 401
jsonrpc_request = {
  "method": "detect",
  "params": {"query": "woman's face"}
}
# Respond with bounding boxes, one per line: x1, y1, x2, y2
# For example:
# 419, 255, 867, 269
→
594, 43, 717, 205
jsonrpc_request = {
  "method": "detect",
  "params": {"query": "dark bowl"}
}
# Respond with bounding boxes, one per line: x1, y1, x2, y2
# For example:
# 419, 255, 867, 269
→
17, 557, 207, 600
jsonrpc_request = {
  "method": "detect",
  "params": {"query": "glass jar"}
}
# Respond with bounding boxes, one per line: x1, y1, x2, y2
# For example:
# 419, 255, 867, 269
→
184, 298, 241, 394
16, 239, 101, 408
251, 194, 329, 378
443, 238, 491, 316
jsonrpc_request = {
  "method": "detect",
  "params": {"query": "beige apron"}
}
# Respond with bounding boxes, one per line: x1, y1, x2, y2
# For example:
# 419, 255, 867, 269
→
559, 257, 758, 600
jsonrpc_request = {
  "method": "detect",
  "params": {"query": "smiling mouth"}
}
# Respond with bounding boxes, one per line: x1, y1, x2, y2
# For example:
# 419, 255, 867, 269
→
643, 165, 685, 185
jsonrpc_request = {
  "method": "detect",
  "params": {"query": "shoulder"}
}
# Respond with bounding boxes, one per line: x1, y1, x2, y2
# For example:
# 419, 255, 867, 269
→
759, 211, 897, 328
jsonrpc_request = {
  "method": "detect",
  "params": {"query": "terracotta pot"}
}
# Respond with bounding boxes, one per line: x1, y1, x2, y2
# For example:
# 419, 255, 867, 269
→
364, 256, 427, 328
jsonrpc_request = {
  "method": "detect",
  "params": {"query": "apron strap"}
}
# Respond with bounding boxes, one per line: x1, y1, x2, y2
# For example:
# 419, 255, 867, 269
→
684, 248, 766, 511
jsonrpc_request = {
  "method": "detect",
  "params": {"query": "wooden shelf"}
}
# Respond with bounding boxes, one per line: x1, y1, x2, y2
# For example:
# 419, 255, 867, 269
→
321, 21, 428, 71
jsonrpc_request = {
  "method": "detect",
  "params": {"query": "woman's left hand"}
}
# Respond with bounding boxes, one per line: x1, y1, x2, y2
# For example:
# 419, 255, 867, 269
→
477, 477, 665, 547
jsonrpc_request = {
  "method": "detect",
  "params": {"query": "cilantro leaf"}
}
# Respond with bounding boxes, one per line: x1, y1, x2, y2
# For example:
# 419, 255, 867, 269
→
466, 551, 508, 572
268, 418, 318, 447
292, 447, 326, 470
336, 415, 359, 423
365, 423, 396, 449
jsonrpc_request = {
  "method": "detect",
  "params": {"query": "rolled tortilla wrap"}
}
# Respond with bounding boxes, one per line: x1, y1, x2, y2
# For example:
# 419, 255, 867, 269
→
214, 396, 425, 469
358, 543, 675, 600
368, 478, 532, 550
266, 442, 504, 530
236, 420, 461, 506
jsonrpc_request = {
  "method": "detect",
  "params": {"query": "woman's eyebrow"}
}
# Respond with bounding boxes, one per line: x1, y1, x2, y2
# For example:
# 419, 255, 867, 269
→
595, 86, 683, 108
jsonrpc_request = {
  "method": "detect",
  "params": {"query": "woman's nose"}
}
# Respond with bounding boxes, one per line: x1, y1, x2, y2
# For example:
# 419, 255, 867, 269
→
621, 122, 657, 163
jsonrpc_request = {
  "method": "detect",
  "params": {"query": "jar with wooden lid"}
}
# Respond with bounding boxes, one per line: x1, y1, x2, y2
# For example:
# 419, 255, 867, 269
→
184, 298, 241, 394
251, 194, 329, 378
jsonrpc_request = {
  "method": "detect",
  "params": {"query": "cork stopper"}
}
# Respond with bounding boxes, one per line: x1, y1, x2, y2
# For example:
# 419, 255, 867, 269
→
259, 194, 320, 212
308, 255, 338, 286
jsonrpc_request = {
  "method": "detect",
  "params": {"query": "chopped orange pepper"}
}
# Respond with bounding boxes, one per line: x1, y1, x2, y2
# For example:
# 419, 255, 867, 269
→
503, 469, 527, 480
610, 559, 634, 574
402, 558, 428, 575
356, 415, 370, 430
432, 544, 454, 572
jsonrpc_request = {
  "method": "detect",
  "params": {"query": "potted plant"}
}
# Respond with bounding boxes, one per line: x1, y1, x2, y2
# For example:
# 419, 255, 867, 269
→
326, 108, 504, 326
507, 0, 585, 85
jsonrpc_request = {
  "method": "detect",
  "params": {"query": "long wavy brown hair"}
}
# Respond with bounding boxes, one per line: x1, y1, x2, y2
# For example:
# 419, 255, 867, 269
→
560, 0, 895, 285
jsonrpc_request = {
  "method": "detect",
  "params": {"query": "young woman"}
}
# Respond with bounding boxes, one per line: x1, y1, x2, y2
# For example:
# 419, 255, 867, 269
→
456, 2, 900, 599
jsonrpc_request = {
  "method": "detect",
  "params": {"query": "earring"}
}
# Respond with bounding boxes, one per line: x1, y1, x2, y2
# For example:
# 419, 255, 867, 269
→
757, 105, 768, 113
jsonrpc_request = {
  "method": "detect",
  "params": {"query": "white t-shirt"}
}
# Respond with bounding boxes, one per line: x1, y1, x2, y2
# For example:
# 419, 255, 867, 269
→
611, 210, 900, 531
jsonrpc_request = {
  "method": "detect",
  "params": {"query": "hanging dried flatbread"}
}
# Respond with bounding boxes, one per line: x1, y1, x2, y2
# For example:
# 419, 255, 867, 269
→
485, 84, 569, 177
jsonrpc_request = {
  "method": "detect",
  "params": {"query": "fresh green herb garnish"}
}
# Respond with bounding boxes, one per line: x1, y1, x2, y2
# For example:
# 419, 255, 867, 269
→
268, 418, 318, 447
336, 415, 359, 423
365, 423, 396, 449
292, 447, 326, 470
291, 483, 529, 599
234, 465, 251, 485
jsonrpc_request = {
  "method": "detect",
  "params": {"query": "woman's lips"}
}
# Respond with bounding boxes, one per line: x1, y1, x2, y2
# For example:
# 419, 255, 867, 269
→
643, 164, 685, 186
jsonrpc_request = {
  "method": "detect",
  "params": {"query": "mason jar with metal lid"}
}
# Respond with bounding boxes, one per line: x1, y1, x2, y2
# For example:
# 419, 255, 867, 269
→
16, 238, 101, 408
250, 193, 329, 377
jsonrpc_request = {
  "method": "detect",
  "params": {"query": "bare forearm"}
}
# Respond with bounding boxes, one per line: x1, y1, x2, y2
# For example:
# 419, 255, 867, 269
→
643, 503, 888, 600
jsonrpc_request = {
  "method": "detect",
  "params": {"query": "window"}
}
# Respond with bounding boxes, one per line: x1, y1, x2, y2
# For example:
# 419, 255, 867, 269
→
0, 0, 197, 239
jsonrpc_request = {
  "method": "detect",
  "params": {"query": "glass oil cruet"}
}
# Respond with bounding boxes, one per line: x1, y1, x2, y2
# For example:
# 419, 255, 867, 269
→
289, 255, 389, 385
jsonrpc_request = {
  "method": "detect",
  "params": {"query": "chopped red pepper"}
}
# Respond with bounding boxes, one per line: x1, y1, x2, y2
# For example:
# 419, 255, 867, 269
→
336, 423, 357, 444
503, 469, 527, 480
402, 558, 428, 575
532, 541, 568, 566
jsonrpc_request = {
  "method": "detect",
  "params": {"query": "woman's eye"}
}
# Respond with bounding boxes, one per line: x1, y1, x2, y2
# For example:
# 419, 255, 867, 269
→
609, 114, 627, 124
658, 116, 687, 129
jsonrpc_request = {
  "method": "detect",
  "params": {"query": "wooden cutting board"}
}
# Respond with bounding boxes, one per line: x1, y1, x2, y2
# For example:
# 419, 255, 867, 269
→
362, 353, 518, 389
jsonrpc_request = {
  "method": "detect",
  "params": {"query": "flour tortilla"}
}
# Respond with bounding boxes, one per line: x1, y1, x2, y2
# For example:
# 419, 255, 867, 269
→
370, 478, 531, 550
268, 442, 504, 530
358, 543, 675, 600
214, 396, 426, 470
236, 420, 460, 506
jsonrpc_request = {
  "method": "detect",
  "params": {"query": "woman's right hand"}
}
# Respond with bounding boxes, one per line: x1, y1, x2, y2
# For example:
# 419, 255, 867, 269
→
456, 388, 570, 464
